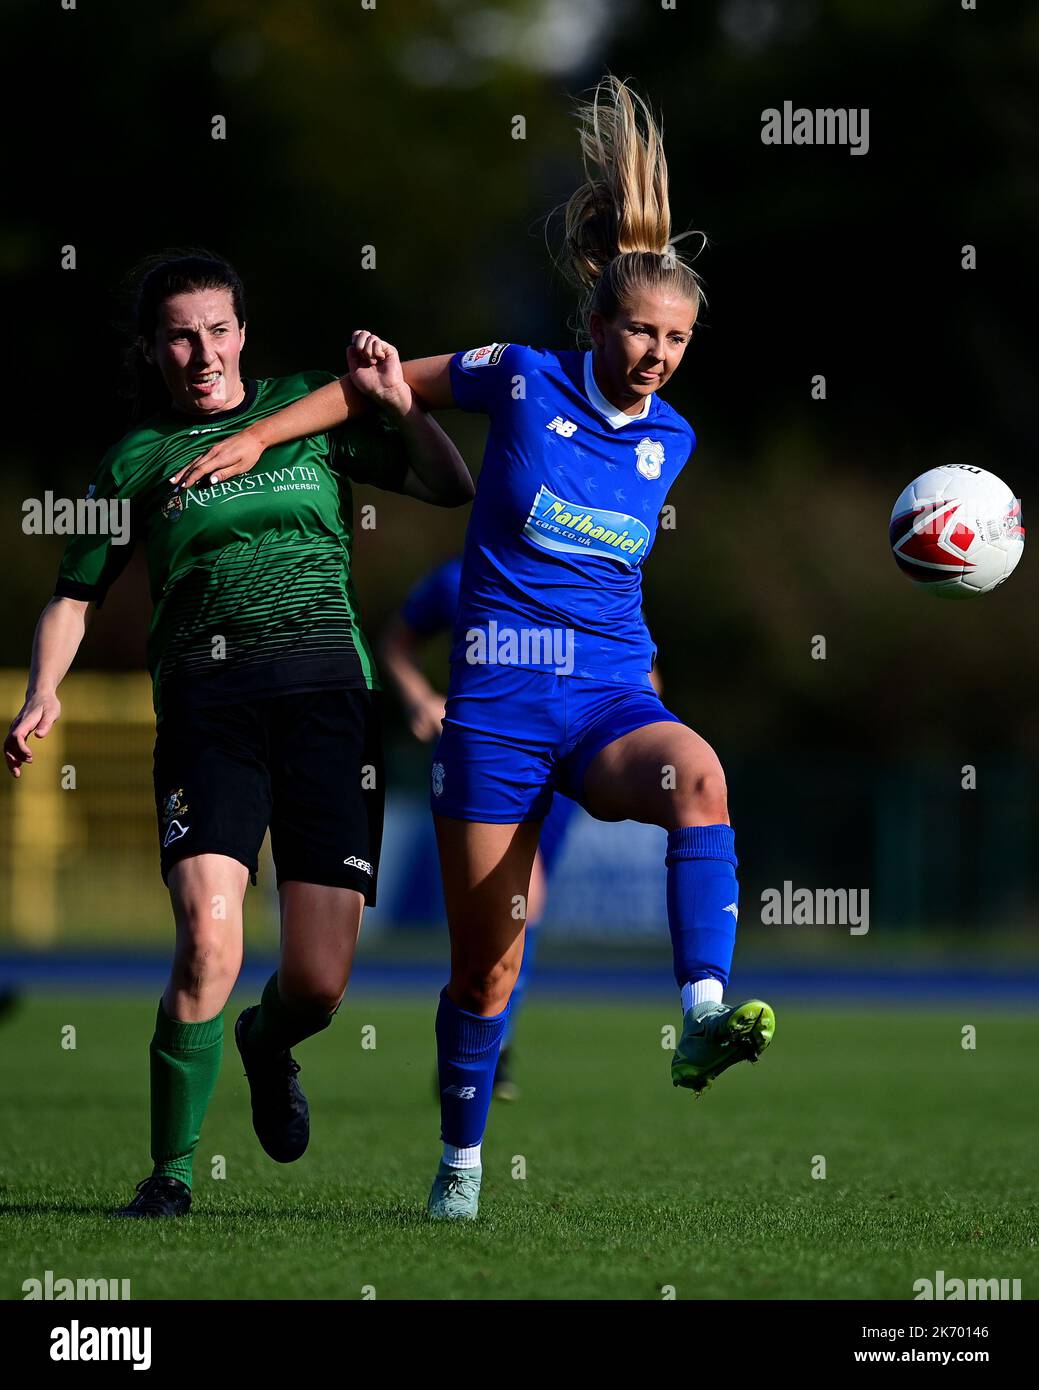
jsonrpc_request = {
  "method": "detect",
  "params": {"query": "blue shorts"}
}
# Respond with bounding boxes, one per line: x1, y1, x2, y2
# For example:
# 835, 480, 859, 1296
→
430, 664, 681, 823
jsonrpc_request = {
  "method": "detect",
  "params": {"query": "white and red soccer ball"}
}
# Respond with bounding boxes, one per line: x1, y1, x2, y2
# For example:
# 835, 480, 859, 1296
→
889, 466, 1024, 598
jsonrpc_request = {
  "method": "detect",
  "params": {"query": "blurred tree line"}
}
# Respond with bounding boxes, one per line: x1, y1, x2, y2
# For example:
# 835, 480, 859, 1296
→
3, 0, 1036, 762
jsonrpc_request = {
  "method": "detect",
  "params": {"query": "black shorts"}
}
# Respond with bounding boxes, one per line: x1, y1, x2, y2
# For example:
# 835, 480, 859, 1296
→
153, 688, 384, 903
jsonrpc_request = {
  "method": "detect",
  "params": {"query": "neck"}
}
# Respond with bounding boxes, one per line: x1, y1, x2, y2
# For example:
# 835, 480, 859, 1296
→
171, 376, 247, 418
591, 353, 644, 416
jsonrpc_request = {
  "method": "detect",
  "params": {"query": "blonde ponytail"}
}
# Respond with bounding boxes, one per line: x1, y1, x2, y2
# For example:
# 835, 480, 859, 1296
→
557, 75, 703, 329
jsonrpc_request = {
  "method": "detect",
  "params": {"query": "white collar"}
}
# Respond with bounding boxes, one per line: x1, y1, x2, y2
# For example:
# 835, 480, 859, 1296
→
583, 351, 652, 429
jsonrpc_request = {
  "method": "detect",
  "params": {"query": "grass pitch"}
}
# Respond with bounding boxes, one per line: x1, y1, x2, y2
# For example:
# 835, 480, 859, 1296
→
1, 994, 1036, 1300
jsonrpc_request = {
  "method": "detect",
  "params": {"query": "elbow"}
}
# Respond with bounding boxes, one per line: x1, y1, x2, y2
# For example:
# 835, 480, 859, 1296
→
437, 474, 476, 508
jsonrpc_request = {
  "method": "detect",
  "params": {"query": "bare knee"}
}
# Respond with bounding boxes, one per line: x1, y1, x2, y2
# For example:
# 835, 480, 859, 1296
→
171, 906, 242, 997
279, 973, 346, 1018
449, 959, 518, 1016
672, 765, 729, 827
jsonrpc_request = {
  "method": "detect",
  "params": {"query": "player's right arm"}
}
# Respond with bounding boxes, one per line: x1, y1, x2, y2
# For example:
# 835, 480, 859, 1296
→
405, 343, 521, 416
4, 597, 92, 779
168, 375, 363, 491
400, 355, 456, 410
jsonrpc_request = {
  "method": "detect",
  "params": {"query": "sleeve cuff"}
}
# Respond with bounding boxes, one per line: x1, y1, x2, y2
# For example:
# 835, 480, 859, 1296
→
54, 578, 105, 605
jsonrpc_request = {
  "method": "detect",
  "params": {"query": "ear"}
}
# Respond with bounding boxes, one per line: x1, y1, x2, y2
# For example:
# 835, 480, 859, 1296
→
238, 320, 246, 351
588, 311, 606, 350
138, 336, 155, 366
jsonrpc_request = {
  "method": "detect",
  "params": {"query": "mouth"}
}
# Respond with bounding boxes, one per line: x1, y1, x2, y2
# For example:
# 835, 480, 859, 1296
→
633, 369, 663, 385
189, 370, 222, 396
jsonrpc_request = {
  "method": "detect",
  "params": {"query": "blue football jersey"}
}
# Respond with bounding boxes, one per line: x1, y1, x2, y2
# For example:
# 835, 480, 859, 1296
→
400, 555, 464, 637
448, 344, 696, 682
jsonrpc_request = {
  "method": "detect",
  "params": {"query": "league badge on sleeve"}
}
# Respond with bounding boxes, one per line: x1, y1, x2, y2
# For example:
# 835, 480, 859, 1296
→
460, 343, 509, 369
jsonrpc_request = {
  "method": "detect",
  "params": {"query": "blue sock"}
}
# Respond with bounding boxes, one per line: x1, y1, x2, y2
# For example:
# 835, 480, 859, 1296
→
503, 921, 538, 1047
435, 989, 510, 1150
665, 824, 739, 993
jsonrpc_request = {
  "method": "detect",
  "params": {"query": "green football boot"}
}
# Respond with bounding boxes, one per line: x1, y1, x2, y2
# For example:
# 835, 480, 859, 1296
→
672, 998, 775, 1096
427, 1162, 482, 1221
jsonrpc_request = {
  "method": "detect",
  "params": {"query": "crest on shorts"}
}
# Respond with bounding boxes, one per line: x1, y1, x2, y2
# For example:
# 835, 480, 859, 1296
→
634, 437, 665, 480
431, 762, 445, 798
161, 787, 190, 846
162, 787, 189, 823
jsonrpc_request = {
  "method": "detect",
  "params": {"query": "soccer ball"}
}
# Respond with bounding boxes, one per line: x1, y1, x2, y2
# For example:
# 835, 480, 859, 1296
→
889, 466, 1024, 598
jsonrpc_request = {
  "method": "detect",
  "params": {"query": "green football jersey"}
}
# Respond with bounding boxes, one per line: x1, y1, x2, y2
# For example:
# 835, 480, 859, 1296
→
55, 373, 408, 717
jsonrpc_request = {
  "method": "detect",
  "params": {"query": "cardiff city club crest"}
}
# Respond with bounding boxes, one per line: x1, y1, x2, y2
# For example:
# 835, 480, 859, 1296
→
634, 437, 665, 480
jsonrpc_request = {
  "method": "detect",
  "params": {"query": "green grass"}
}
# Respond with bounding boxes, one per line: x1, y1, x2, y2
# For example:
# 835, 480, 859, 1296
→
1, 994, 1036, 1299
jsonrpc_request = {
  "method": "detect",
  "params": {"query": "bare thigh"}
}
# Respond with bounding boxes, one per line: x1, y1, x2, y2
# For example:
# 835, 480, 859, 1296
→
580, 721, 729, 830
277, 881, 365, 1014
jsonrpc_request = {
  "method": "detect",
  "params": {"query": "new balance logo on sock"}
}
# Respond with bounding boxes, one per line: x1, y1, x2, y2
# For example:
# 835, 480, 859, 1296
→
723, 902, 739, 919
443, 1085, 476, 1100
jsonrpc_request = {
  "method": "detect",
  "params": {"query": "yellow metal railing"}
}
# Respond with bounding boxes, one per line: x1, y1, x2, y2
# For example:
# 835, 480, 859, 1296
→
0, 670, 275, 946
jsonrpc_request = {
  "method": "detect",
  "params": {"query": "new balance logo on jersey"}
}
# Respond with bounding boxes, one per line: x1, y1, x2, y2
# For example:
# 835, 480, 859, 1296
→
442, 1085, 476, 1100
546, 416, 578, 437
342, 855, 374, 876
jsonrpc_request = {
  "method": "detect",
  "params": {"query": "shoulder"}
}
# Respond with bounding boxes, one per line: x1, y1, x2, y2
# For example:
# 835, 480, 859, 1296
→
92, 420, 167, 487
452, 342, 559, 377
260, 371, 339, 402
651, 395, 698, 454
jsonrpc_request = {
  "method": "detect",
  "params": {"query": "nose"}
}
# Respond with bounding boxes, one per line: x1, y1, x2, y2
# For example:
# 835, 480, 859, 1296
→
191, 335, 217, 365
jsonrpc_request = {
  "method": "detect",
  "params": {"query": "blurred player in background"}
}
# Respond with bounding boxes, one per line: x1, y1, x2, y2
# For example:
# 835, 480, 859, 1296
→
380, 555, 579, 1101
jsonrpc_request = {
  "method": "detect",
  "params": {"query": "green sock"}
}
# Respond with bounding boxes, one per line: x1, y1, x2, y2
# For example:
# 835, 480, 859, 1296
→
246, 971, 335, 1056
149, 1001, 225, 1189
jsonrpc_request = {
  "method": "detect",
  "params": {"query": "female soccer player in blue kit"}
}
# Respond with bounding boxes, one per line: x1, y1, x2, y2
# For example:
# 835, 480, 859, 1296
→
175, 77, 776, 1223
380, 554, 580, 1101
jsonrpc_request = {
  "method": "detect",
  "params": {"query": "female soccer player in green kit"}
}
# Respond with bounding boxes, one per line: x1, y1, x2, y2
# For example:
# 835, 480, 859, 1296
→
3, 251, 472, 1217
